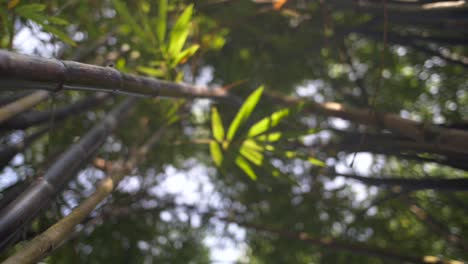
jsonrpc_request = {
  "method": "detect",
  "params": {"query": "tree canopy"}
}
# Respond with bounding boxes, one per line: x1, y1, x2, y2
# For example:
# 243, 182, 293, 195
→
0, 0, 467, 263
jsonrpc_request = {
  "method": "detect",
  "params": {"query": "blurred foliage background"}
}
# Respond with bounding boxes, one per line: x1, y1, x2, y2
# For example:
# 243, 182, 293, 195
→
0, 0, 467, 263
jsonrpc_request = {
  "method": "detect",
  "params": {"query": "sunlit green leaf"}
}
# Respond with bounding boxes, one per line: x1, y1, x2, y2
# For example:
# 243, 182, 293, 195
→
48, 17, 69, 25
172, 44, 199, 66
156, 0, 167, 43
243, 139, 264, 152
308, 157, 326, 167
235, 155, 257, 180
15, 4, 46, 15
168, 4, 193, 57
256, 132, 282, 142
240, 145, 263, 166
137, 66, 166, 77
226, 86, 264, 141
41, 24, 76, 46
211, 106, 225, 143
210, 141, 223, 167
247, 108, 289, 137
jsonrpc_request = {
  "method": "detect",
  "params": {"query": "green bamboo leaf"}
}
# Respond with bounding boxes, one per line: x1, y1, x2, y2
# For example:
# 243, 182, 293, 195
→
235, 155, 257, 180
308, 157, 326, 167
243, 139, 263, 151
137, 66, 166, 77
247, 108, 289, 137
226, 86, 264, 141
240, 145, 263, 166
210, 141, 223, 167
256, 132, 282, 142
15, 4, 46, 15
168, 4, 193, 57
156, 0, 167, 43
211, 106, 225, 142
48, 17, 69, 25
172, 44, 199, 66
41, 24, 76, 46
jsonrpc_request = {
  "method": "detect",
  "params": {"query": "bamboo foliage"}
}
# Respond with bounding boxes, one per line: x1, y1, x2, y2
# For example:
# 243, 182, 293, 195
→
0, 98, 137, 249
2, 124, 169, 264
0, 50, 230, 100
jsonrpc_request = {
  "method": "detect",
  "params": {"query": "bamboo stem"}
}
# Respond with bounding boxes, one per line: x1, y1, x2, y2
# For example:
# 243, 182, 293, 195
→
0, 98, 137, 249
267, 91, 468, 156
330, 172, 468, 191
0, 50, 230, 101
0, 92, 111, 130
2, 125, 168, 263
0, 91, 50, 123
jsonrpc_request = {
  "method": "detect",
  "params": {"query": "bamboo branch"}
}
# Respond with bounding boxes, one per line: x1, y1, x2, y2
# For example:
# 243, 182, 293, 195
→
267, 91, 468, 156
0, 50, 232, 102
0, 91, 50, 123
0, 91, 33, 106
0, 98, 137, 250
0, 92, 112, 130
2, 125, 169, 263
329, 171, 468, 191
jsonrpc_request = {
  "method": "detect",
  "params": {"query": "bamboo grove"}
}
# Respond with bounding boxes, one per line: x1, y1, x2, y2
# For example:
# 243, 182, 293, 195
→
0, 0, 467, 263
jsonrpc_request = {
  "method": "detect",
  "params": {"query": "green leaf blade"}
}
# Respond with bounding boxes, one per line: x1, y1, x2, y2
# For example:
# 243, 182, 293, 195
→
172, 44, 199, 66
248, 108, 289, 138
210, 141, 223, 167
235, 155, 257, 180
168, 4, 193, 57
226, 86, 264, 141
308, 157, 326, 167
240, 145, 263, 166
156, 0, 167, 43
211, 106, 225, 142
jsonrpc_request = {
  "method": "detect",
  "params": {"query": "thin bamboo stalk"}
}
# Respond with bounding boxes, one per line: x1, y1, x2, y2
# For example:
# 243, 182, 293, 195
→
0, 91, 50, 123
267, 91, 468, 156
330, 172, 468, 191
2, 125, 168, 263
0, 92, 111, 130
0, 50, 231, 101
0, 98, 137, 249
0, 91, 32, 106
